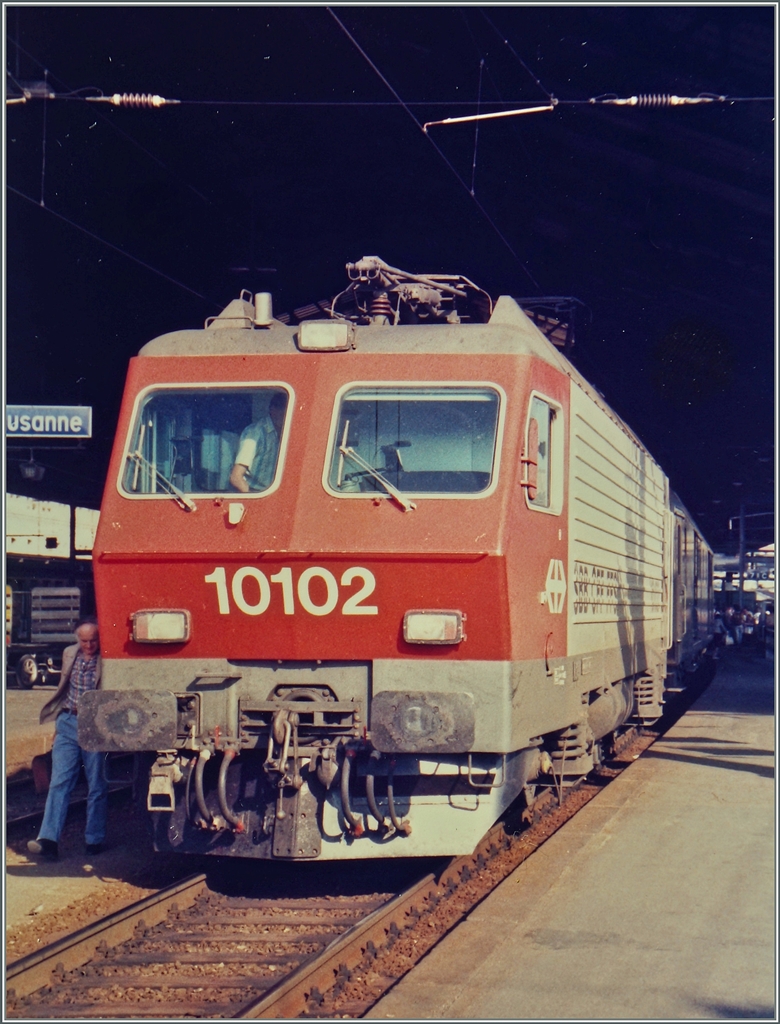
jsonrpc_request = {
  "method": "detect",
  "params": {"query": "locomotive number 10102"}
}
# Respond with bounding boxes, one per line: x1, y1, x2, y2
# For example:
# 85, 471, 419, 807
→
204, 565, 379, 617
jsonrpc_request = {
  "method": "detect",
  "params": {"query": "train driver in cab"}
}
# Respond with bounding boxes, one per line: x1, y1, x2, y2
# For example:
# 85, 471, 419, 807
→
229, 391, 288, 493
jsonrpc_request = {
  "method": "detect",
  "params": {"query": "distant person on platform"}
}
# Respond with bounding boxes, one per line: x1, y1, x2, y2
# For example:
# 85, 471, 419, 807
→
27, 617, 108, 861
229, 392, 288, 493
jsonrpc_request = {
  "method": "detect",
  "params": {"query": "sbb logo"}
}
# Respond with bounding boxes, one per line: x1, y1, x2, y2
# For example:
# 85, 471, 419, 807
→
205, 565, 378, 617
545, 559, 567, 614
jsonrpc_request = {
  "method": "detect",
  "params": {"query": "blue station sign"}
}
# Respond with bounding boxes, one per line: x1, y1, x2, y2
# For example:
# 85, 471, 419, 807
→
6, 405, 93, 438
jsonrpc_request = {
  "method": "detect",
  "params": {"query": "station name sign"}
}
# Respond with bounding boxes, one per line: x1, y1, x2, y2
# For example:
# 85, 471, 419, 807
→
6, 405, 92, 438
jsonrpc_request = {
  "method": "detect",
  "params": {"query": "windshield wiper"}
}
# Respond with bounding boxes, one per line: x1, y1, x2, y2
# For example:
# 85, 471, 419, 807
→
128, 449, 197, 511
338, 446, 416, 512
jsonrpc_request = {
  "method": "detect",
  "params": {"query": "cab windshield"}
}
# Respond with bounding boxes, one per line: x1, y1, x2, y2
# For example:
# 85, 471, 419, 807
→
122, 386, 289, 497
328, 385, 501, 496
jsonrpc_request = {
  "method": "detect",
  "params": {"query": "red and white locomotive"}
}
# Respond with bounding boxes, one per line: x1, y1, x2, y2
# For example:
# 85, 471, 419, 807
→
84, 257, 714, 860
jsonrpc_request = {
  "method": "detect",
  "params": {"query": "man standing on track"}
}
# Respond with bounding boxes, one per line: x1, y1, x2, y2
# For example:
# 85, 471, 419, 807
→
27, 617, 108, 861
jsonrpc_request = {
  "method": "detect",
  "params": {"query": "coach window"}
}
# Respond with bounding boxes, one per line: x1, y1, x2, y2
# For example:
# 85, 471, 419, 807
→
120, 385, 291, 498
523, 393, 563, 515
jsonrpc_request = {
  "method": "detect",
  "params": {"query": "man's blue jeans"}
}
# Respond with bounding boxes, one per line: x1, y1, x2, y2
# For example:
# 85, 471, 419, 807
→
38, 711, 108, 846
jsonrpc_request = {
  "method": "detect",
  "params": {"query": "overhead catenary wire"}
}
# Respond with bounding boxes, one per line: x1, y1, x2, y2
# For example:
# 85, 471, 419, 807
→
8, 81, 770, 112
324, 6, 541, 290
459, 12, 552, 205
478, 12, 771, 107
480, 9, 555, 102
8, 24, 769, 298
6, 37, 209, 204
39, 69, 48, 206
7, 184, 214, 305
470, 59, 485, 197
423, 92, 753, 131
436, 11, 769, 130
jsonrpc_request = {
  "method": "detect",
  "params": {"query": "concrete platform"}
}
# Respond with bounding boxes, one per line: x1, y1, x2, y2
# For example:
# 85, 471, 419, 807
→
369, 646, 775, 1020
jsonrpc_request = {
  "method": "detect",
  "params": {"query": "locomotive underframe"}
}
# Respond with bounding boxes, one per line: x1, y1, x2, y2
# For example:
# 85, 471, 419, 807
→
81, 645, 675, 859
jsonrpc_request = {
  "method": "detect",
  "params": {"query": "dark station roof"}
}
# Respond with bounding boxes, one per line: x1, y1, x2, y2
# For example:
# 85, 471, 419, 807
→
5, 7, 775, 554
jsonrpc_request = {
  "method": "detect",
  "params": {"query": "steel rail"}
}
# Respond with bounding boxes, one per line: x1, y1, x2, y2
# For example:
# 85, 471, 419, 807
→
236, 717, 690, 1018
3, 735, 649, 1017
236, 830, 505, 1019
5, 782, 132, 830
6, 665, 715, 1019
5, 873, 208, 1003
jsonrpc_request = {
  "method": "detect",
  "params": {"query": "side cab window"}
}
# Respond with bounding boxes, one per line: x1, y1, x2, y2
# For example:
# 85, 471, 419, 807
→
522, 393, 563, 515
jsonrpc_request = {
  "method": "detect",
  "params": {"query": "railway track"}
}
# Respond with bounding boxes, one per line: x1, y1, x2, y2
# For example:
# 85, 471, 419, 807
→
5, 757, 134, 831
6, 670, 713, 1020
4, 731, 659, 1019
5, 873, 400, 1019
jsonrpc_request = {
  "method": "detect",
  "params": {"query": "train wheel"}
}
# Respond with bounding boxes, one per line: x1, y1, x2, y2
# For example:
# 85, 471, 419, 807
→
15, 654, 42, 689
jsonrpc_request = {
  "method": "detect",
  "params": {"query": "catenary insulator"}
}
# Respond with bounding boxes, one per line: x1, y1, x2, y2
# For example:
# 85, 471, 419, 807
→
597, 94, 724, 108
109, 93, 180, 108
369, 294, 394, 319
636, 94, 677, 107
624, 94, 722, 108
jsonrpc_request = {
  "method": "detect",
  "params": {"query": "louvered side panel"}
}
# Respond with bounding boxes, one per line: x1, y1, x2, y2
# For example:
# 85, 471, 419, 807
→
30, 587, 82, 643
567, 385, 668, 658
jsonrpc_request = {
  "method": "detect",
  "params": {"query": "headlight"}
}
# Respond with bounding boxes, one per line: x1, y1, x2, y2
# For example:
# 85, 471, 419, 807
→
132, 610, 191, 643
298, 320, 354, 351
403, 610, 465, 645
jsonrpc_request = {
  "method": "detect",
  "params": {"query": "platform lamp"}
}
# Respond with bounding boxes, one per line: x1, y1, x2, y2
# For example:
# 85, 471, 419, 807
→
730, 485, 745, 610
19, 452, 45, 482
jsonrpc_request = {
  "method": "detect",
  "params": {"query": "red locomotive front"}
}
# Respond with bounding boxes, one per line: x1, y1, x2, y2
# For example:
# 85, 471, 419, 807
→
84, 259, 708, 860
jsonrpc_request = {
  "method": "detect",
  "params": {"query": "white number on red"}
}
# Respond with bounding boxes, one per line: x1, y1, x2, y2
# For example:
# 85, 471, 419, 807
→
205, 565, 378, 616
